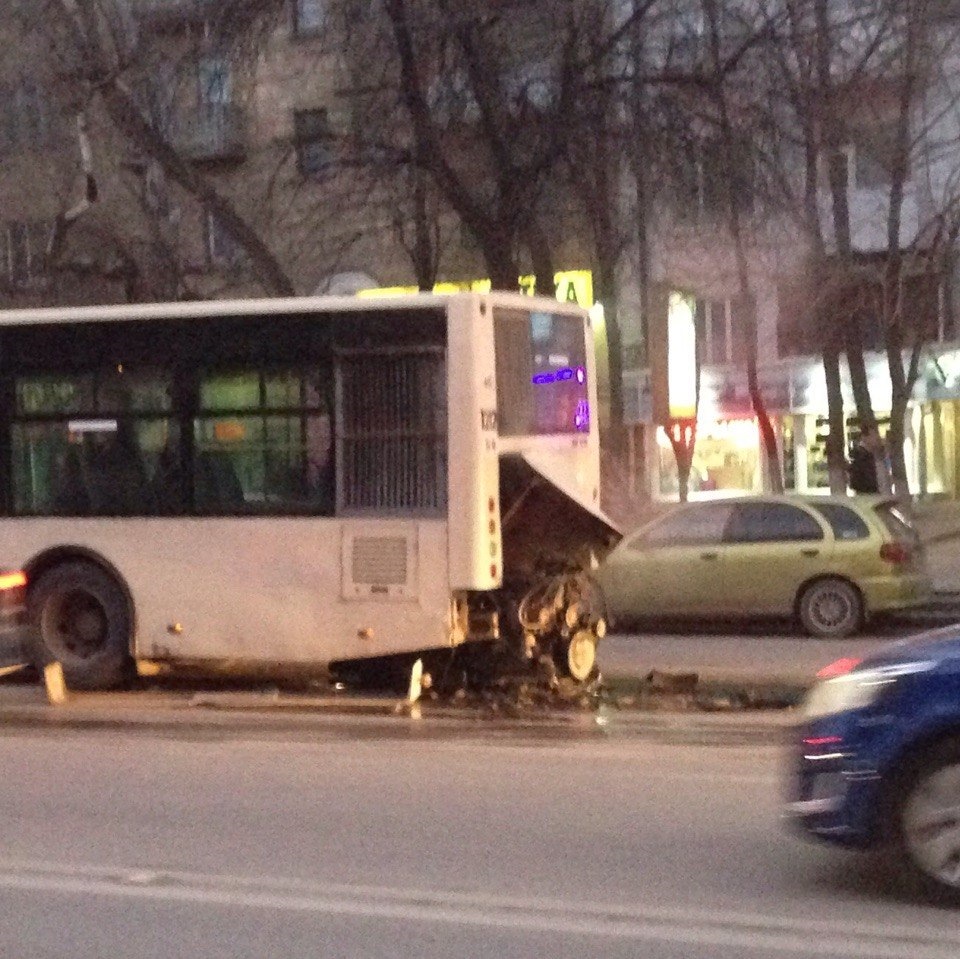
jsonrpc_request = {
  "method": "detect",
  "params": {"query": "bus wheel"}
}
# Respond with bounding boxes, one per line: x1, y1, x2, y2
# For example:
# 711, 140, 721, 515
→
28, 562, 132, 690
556, 629, 597, 683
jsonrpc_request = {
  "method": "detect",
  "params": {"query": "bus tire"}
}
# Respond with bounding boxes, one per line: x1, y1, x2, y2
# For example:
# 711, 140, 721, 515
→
28, 561, 132, 690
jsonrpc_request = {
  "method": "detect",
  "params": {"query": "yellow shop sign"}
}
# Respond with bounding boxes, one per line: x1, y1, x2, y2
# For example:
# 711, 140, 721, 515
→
358, 270, 594, 308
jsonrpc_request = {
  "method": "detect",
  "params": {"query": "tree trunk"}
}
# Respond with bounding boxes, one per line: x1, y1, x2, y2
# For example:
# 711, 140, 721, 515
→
477, 225, 520, 291
887, 393, 910, 500
823, 343, 848, 494
844, 331, 878, 433
701, 0, 782, 490
636, 165, 651, 368
747, 349, 783, 492
412, 168, 436, 292
522, 216, 556, 299
632, 3, 651, 369
814, 0, 880, 489
598, 266, 627, 458
667, 426, 696, 503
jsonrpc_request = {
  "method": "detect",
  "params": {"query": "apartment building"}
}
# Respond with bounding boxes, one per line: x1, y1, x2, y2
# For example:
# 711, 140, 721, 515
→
0, 0, 599, 311
0, 2, 471, 307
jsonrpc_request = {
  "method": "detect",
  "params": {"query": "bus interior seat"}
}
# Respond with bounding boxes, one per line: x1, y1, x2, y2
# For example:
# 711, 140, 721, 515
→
81, 432, 151, 515
195, 450, 246, 512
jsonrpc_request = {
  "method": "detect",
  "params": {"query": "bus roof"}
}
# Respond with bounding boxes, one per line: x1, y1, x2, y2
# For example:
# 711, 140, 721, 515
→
0, 290, 589, 328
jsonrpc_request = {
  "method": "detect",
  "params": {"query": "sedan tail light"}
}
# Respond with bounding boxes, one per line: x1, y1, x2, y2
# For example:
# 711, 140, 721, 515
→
880, 542, 912, 564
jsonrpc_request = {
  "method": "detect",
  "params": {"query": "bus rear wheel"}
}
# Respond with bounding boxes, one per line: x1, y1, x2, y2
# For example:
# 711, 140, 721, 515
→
28, 562, 132, 690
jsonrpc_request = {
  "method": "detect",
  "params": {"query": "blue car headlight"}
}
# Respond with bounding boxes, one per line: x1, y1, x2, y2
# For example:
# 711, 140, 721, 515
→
803, 660, 936, 722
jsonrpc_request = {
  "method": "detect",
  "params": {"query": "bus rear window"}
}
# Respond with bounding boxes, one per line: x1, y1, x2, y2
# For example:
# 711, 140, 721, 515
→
494, 309, 589, 437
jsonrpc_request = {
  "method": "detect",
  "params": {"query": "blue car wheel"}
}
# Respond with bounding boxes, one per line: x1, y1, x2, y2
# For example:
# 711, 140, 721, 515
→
896, 738, 960, 905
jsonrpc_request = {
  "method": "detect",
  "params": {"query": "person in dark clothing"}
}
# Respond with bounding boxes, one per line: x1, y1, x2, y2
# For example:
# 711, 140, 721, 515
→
848, 430, 880, 494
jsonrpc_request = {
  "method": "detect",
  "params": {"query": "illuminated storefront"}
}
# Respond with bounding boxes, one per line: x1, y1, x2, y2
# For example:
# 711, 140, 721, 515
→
643, 348, 960, 500
656, 417, 760, 497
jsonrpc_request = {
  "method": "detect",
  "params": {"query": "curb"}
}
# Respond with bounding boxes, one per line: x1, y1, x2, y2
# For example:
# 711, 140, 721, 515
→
924, 529, 960, 545
0, 687, 798, 744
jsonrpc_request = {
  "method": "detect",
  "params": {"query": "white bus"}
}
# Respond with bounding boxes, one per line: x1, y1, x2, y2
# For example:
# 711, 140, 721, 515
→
0, 292, 617, 689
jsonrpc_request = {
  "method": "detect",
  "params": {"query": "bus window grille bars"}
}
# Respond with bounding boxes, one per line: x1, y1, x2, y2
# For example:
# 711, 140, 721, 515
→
335, 348, 447, 516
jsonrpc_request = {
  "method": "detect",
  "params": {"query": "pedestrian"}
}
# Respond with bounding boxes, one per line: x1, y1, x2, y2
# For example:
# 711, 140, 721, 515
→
848, 429, 880, 494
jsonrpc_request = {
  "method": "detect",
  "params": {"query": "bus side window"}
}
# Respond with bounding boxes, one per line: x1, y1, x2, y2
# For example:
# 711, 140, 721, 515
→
80, 426, 153, 516
53, 446, 91, 515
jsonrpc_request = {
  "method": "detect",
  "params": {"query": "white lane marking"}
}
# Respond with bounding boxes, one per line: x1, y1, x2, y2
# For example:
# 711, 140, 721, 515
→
0, 859, 952, 958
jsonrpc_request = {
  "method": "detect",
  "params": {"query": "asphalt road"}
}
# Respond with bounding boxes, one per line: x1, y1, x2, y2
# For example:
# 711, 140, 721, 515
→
0, 723, 957, 958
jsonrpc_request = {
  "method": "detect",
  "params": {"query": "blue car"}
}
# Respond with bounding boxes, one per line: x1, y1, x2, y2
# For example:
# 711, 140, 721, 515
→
787, 626, 960, 903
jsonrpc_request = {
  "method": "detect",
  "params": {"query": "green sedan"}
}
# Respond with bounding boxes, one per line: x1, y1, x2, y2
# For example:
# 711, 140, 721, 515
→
595, 495, 931, 637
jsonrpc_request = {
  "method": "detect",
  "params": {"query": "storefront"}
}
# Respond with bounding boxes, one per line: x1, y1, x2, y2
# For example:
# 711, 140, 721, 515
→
655, 417, 761, 497
638, 349, 960, 501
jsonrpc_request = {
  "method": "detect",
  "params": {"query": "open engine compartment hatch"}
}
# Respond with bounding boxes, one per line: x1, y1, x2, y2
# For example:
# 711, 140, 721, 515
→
499, 453, 621, 582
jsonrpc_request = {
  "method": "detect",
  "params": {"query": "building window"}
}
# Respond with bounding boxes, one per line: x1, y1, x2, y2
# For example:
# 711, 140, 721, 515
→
820, 121, 906, 192
852, 120, 904, 188
504, 60, 557, 111
344, 0, 378, 21
205, 212, 242, 268
0, 221, 47, 288
427, 68, 480, 126
292, 0, 326, 36
669, 134, 754, 222
706, 300, 729, 365
0, 79, 56, 156
198, 56, 232, 106
294, 108, 336, 176
138, 61, 178, 136
696, 295, 755, 366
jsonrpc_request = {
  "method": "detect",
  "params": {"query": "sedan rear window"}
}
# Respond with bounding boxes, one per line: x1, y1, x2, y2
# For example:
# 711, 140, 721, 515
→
808, 503, 870, 541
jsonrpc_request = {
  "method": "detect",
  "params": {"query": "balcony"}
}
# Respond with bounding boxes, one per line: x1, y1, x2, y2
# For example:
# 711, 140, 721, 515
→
170, 104, 247, 164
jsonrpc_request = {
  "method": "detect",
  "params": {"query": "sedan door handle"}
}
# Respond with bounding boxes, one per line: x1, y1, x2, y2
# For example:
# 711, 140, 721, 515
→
700, 552, 719, 561
801, 548, 820, 558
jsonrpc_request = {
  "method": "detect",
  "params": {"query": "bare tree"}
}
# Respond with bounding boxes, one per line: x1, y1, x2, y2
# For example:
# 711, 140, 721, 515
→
46, 0, 295, 297
696, 0, 785, 491
876, 0, 960, 497
769, 0, 960, 497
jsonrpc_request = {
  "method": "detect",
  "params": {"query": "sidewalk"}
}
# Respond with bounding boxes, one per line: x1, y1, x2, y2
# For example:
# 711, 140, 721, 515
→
914, 498, 960, 592
913, 497, 960, 544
